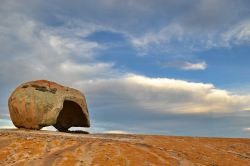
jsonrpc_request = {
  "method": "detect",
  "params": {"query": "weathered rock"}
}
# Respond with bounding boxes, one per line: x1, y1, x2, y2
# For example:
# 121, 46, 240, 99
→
8, 80, 90, 131
1, 129, 250, 165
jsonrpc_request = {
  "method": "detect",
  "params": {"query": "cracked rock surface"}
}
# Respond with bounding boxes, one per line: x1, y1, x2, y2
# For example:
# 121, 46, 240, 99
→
0, 129, 250, 166
8, 80, 90, 131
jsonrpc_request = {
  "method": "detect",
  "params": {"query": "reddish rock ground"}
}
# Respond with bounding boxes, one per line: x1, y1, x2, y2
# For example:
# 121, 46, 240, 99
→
0, 129, 249, 166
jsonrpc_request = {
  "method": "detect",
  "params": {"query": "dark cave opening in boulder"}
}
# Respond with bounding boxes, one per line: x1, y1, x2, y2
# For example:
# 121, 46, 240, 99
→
53, 100, 88, 132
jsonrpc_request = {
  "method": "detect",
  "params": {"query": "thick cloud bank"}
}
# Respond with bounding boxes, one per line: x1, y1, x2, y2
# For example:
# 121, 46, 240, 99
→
78, 74, 250, 114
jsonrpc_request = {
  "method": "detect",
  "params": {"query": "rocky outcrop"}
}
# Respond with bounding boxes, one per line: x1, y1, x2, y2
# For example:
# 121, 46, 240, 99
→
0, 129, 250, 165
8, 80, 90, 131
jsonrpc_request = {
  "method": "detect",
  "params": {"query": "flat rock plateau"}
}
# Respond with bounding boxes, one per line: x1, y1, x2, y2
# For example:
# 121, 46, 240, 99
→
0, 129, 249, 166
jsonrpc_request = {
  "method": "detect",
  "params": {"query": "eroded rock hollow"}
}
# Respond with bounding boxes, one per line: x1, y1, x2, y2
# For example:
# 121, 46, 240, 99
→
8, 80, 90, 131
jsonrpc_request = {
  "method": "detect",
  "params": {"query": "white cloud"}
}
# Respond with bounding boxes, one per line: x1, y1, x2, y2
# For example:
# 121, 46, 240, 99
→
181, 61, 207, 70
162, 61, 207, 70
61, 61, 114, 74
223, 20, 250, 46
1, 0, 250, 55
129, 23, 185, 53
0, 12, 114, 86
105, 130, 131, 134
129, 21, 250, 54
78, 74, 250, 114
243, 127, 250, 131
48, 35, 100, 58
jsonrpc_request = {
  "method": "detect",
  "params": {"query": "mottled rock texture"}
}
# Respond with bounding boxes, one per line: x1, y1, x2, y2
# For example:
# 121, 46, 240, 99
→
0, 129, 250, 166
8, 80, 90, 131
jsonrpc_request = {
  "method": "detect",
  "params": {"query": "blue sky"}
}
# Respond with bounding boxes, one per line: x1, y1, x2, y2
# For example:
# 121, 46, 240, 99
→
1, 0, 250, 137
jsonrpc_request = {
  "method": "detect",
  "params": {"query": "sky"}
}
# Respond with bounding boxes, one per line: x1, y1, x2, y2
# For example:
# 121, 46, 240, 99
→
1, 0, 250, 137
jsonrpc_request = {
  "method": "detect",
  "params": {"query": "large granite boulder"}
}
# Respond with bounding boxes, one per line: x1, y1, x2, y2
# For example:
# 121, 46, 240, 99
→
8, 80, 90, 131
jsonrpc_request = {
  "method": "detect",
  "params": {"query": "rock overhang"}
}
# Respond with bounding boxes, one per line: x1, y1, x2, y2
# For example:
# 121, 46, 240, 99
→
8, 80, 90, 131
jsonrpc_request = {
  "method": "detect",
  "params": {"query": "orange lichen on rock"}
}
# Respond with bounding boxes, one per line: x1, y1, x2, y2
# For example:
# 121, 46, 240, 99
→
8, 80, 90, 131
0, 129, 249, 166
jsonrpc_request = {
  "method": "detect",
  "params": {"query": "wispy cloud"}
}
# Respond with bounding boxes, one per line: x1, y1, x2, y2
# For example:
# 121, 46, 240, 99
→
60, 61, 114, 73
0, 113, 10, 120
243, 127, 250, 131
181, 61, 207, 70
162, 61, 207, 70
0, 12, 114, 86
223, 20, 250, 46
2, 0, 250, 55
105, 130, 131, 134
